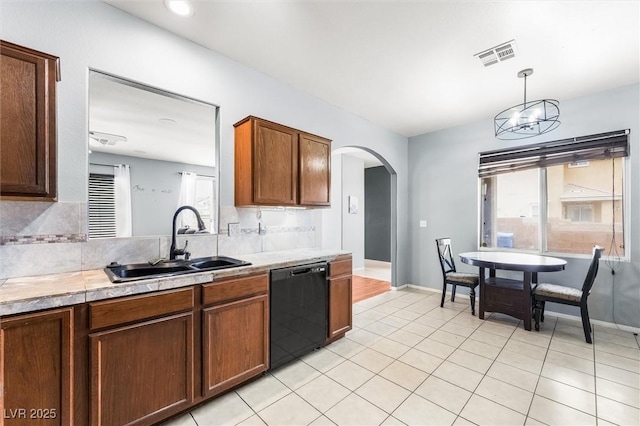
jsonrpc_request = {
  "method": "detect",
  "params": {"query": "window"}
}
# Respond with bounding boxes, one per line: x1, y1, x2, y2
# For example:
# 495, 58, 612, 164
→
479, 130, 629, 256
88, 173, 116, 239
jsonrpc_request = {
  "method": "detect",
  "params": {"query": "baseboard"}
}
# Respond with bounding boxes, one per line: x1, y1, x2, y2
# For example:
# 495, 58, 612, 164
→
400, 284, 640, 334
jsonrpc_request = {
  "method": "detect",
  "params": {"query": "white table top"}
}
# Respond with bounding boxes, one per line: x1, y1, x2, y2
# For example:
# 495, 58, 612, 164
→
459, 251, 567, 272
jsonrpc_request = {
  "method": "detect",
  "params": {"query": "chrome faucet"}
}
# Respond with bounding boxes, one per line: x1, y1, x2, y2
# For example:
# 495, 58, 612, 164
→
170, 206, 207, 260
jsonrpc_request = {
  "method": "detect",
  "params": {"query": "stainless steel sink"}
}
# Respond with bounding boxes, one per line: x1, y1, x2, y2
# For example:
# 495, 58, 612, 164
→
104, 256, 251, 283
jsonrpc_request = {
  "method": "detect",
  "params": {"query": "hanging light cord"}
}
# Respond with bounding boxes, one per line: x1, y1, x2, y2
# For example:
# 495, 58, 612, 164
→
604, 156, 621, 272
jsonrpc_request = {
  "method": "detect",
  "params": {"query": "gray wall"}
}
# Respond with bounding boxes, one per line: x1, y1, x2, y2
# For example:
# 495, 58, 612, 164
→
408, 83, 640, 328
365, 166, 391, 262
0, 1, 410, 285
341, 155, 365, 269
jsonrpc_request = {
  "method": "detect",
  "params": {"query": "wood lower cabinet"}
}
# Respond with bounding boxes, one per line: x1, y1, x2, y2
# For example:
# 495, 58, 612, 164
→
0, 40, 60, 200
88, 288, 194, 426
202, 274, 269, 398
327, 256, 353, 343
234, 116, 331, 207
0, 307, 73, 426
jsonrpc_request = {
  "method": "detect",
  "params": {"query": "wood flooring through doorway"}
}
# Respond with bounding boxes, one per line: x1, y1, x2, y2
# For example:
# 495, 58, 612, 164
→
352, 275, 391, 303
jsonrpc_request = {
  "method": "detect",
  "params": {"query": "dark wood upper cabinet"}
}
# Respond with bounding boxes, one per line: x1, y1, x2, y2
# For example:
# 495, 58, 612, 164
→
1, 40, 60, 201
234, 116, 331, 207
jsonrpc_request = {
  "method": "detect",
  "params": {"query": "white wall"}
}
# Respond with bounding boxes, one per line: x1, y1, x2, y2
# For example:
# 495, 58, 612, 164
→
0, 2, 410, 283
341, 155, 365, 269
409, 84, 640, 328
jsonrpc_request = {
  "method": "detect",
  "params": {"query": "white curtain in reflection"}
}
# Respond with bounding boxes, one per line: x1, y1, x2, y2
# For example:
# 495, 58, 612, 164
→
114, 164, 132, 237
178, 172, 198, 229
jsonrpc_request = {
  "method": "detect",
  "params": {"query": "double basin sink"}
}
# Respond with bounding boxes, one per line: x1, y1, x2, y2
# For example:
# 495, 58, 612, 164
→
105, 256, 251, 283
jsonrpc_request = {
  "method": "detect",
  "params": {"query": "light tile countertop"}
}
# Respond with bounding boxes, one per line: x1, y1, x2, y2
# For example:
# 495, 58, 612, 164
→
0, 249, 350, 316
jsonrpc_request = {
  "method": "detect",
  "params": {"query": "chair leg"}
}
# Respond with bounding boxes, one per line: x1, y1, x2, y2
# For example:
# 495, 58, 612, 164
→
451, 284, 457, 302
581, 305, 592, 344
440, 281, 446, 308
540, 301, 545, 322
533, 301, 541, 331
469, 286, 476, 316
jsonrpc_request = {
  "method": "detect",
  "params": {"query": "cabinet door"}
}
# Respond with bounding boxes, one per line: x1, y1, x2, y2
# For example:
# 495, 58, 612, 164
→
253, 119, 298, 205
0, 308, 73, 426
0, 40, 59, 200
299, 133, 331, 206
202, 294, 269, 398
328, 276, 353, 341
90, 313, 193, 426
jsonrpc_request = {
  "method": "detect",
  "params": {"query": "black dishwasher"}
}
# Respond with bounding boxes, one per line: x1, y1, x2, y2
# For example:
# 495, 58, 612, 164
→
269, 262, 328, 370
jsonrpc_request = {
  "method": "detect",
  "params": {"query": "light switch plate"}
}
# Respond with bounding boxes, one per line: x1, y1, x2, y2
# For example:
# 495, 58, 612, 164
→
228, 222, 240, 236
419, 220, 427, 228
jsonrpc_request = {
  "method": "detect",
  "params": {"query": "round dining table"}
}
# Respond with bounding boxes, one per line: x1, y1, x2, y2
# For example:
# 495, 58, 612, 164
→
459, 251, 566, 331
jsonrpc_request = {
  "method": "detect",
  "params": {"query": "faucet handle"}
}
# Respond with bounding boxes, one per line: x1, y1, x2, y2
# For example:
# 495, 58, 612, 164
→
183, 240, 190, 260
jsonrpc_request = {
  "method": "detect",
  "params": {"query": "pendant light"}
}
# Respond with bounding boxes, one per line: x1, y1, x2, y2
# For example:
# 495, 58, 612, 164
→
494, 68, 560, 140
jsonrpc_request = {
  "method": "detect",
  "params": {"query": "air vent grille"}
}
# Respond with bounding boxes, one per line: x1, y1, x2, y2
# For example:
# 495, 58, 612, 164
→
475, 40, 517, 67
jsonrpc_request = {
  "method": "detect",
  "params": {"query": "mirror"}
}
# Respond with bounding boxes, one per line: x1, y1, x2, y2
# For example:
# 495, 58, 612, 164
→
88, 70, 219, 238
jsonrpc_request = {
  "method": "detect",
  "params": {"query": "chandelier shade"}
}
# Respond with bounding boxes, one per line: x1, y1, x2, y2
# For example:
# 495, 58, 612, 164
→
494, 68, 560, 140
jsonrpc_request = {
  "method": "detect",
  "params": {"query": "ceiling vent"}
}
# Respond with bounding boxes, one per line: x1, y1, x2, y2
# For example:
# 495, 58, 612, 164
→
89, 131, 127, 146
475, 40, 517, 67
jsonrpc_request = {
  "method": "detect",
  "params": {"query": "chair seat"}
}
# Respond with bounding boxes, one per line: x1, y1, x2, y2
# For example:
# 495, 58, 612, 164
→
534, 283, 583, 302
446, 272, 478, 286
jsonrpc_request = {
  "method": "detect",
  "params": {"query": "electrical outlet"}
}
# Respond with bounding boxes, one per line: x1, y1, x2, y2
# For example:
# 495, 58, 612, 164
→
228, 222, 240, 237
420, 220, 427, 228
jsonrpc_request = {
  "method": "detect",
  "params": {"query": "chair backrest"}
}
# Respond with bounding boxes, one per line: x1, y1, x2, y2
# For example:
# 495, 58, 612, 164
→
435, 237, 457, 276
581, 246, 604, 299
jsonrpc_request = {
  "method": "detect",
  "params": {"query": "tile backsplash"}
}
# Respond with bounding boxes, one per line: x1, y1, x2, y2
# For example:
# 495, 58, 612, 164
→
0, 203, 320, 279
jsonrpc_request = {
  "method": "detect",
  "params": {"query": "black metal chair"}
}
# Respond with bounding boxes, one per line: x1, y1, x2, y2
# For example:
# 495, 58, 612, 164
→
532, 246, 604, 343
435, 237, 479, 315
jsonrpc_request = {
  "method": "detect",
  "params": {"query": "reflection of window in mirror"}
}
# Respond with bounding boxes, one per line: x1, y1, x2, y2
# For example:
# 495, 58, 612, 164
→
88, 70, 219, 238
177, 172, 216, 233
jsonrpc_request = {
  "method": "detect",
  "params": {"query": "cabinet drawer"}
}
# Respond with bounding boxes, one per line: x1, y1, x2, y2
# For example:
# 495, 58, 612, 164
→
329, 258, 352, 278
89, 287, 194, 330
202, 273, 268, 306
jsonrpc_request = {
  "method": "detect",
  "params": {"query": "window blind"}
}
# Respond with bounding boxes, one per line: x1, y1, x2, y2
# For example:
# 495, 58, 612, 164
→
478, 129, 630, 178
88, 173, 116, 239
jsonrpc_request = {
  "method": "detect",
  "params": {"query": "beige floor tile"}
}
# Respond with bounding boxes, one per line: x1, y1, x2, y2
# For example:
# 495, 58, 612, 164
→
476, 321, 516, 338
535, 377, 596, 416
459, 395, 526, 426
378, 315, 411, 328
468, 329, 509, 348
369, 337, 412, 359
296, 375, 351, 413
398, 348, 444, 374
595, 340, 640, 360
595, 349, 640, 373
392, 393, 457, 426
353, 314, 376, 329
235, 374, 291, 412
391, 309, 422, 321
432, 360, 484, 392
597, 395, 640, 426
459, 338, 502, 360
447, 348, 493, 374
308, 415, 336, 426
386, 329, 424, 347
325, 360, 375, 391
429, 329, 467, 348
372, 303, 401, 315
191, 390, 254, 425
347, 329, 385, 347
594, 330, 640, 349
350, 348, 395, 373
503, 339, 547, 361
424, 307, 460, 321
380, 415, 406, 425
236, 414, 267, 426
487, 362, 539, 392
545, 349, 595, 375
160, 413, 197, 426
326, 338, 366, 359
414, 375, 472, 414
379, 360, 429, 391
302, 348, 346, 373
511, 328, 551, 348
358, 309, 388, 321
414, 337, 457, 359
355, 375, 411, 413
440, 322, 476, 338
595, 362, 640, 389
412, 314, 447, 329
325, 393, 388, 426
257, 393, 321, 426
496, 349, 543, 375
475, 376, 533, 414
272, 359, 321, 390
365, 321, 399, 337
452, 416, 478, 425
449, 313, 483, 329
402, 322, 437, 337
528, 395, 596, 425
541, 363, 595, 393
523, 417, 546, 426
596, 377, 640, 409
548, 339, 594, 361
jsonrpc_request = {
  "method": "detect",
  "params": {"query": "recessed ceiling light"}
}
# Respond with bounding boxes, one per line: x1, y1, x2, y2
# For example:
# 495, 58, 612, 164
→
164, 0, 194, 17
